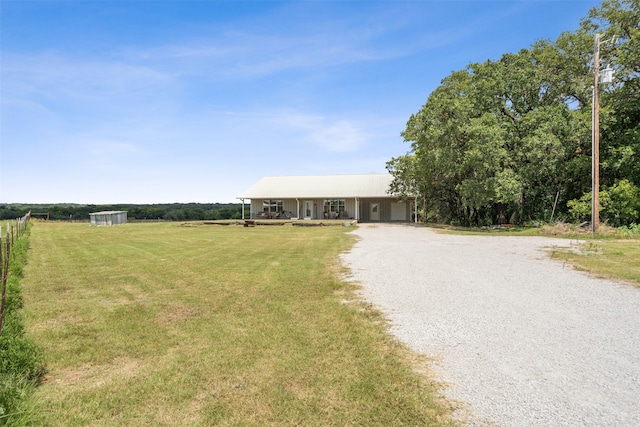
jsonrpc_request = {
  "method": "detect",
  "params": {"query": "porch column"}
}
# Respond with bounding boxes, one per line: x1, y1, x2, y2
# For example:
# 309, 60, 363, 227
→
241, 198, 245, 219
296, 199, 300, 220
414, 196, 418, 223
355, 198, 359, 221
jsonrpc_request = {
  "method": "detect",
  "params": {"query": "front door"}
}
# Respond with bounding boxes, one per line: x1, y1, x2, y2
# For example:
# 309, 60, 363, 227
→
370, 203, 380, 221
304, 201, 313, 219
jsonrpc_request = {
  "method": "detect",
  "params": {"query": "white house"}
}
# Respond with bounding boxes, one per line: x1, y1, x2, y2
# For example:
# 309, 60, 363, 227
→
238, 174, 417, 222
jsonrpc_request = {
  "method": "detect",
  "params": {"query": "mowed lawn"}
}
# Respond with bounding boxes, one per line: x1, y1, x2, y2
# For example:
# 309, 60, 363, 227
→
550, 240, 640, 286
20, 221, 453, 426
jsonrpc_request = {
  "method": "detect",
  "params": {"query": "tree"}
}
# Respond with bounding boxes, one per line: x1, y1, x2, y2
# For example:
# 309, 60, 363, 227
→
386, 154, 427, 220
585, 0, 640, 188
390, 0, 640, 226
392, 47, 589, 225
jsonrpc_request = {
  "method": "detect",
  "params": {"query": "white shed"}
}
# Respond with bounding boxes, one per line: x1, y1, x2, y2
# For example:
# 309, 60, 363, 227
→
89, 211, 127, 226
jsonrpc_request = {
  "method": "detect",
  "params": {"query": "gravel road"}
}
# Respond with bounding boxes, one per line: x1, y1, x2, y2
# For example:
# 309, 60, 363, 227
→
340, 224, 640, 427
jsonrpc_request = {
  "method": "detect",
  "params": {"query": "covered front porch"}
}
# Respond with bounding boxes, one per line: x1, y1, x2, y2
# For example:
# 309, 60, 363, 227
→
237, 174, 418, 223
240, 197, 417, 222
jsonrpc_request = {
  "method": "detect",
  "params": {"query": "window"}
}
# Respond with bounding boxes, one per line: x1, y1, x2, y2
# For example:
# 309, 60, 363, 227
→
323, 199, 345, 213
262, 200, 283, 213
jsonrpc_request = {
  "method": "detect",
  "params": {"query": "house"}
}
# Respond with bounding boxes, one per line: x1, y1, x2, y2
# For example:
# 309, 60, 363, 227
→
238, 174, 417, 222
89, 211, 127, 226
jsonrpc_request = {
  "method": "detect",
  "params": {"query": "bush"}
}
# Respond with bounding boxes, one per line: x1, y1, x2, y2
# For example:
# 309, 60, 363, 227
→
0, 374, 38, 426
601, 180, 640, 227
567, 192, 592, 223
0, 228, 45, 426
567, 180, 640, 227
616, 223, 640, 238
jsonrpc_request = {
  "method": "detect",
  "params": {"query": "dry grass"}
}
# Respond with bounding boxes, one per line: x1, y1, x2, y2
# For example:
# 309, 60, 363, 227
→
550, 239, 640, 287
20, 221, 455, 426
430, 221, 640, 287
537, 222, 623, 237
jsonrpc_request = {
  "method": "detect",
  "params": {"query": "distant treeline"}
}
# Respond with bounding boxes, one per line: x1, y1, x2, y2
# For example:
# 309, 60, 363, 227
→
0, 203, 247, 221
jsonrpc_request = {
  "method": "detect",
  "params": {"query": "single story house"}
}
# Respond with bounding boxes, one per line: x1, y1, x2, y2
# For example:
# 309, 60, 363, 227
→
89, 210, 127, 226
238, 173, 417, 222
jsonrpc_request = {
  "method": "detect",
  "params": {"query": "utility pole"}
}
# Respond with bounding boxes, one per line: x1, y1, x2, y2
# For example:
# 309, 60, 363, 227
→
592, 33, 601, 233
591, 34, 615, 233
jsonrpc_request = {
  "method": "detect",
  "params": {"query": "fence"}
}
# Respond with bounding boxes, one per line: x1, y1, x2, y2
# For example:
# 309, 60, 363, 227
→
0, 211, 31, 336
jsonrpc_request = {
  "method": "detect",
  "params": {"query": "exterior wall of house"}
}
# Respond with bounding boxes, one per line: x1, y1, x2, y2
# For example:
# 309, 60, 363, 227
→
249, 200, 263, 218
249, 199, 299, 218
249, 199, 358, 219
248, 198, 413, 222
357, 199, 413, 222
358, 198, 384, 222
345, 199, 357, 220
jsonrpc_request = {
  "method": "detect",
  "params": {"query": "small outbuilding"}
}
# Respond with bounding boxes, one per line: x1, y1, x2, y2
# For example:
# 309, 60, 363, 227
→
89, 211, 127, 226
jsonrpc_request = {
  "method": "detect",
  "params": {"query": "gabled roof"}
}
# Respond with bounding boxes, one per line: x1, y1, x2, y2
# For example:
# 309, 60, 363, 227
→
239, 174, 395, 199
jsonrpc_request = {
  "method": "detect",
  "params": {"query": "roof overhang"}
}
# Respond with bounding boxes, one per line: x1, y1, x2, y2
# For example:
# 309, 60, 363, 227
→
238, 174, 408, 199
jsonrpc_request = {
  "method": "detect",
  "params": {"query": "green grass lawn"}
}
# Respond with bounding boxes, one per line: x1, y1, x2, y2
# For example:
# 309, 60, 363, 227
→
20, 221, 454, 426
549, 240, 640, 286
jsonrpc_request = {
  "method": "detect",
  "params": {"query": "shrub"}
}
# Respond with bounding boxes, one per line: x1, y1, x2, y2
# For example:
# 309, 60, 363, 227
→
617, 223, 640, 238
567, 180, 640, 227
600, 180, 640, 227
0, 228, 45, 426
567, 192, 592, 223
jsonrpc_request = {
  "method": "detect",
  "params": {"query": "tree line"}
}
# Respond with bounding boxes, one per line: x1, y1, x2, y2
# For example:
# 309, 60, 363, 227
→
0, 203, 247, 222
387, 0, 639, 227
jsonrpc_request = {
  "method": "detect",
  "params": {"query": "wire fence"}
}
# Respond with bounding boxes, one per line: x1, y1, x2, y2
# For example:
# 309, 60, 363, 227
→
0, 211, 31, 336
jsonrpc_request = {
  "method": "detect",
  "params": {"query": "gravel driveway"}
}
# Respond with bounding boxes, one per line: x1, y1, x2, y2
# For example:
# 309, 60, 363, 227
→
340, 224, 640, 427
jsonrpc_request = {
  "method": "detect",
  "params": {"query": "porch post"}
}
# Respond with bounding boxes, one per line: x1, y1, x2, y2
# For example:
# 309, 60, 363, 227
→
296, 199, 300, 220
241, 198, 245, 219
414, 196, 418, 223
355, 198, 359, 221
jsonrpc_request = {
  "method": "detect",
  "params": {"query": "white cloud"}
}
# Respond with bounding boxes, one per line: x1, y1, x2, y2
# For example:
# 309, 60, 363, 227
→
4, 52, 168, 89
267, 111, 368, 152
308, 120, 367, 152
128, 31, 383, 81
1, 52, 174, 121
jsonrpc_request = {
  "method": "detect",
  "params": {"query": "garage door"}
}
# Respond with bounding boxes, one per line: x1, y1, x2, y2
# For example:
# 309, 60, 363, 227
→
391, 202, 406, 221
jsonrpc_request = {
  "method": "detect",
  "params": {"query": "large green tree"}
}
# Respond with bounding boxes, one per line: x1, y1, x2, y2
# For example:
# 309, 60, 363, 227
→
586, 0, 640, 188
391, 0, 640, 226
395, 49, 586, 225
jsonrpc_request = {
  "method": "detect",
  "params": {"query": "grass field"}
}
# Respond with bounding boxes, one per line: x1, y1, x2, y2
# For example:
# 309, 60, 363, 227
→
20, 221, 454, 426
549, 240, 640, 287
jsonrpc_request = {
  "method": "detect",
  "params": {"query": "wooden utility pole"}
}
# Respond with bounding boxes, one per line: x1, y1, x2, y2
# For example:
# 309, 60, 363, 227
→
592, 33, 601, 234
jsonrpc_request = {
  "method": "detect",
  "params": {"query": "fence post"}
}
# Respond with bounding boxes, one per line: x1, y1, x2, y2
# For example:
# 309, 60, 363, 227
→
0, 212, 30, 336
0, 234, 10, 336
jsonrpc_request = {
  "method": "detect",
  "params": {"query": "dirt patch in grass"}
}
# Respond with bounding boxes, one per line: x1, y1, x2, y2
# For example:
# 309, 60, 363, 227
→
52, 357, 142, 388
157, 302, 201, 324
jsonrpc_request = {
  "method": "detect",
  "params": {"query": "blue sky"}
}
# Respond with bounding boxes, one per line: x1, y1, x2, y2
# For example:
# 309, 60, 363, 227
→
1, 0, 601, 204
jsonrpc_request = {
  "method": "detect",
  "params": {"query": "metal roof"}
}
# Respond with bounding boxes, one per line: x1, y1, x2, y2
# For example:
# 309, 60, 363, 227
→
238, 174, 396, 199
89, 211, 127, 215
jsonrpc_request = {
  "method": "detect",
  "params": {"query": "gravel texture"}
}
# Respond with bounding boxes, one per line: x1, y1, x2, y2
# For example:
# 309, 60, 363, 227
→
340, 224, 640, 427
